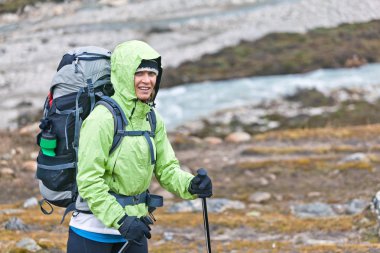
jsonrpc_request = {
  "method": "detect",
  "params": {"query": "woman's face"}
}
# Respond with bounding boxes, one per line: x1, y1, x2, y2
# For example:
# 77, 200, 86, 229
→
134, 71, 157, 102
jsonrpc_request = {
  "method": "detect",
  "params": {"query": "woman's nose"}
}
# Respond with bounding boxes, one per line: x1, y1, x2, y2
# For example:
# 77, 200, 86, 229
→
142, 73, 150, 82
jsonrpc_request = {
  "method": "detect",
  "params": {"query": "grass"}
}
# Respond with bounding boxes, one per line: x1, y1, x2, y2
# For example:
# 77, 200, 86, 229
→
241, 145, 371, 156
235, 156, 374, 171
0, 0, 64, 14
252, 124, 380, 142
162, 20, 380, 87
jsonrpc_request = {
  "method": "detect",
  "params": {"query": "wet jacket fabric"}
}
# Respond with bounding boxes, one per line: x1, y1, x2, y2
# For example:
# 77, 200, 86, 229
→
76, 40, 195, 229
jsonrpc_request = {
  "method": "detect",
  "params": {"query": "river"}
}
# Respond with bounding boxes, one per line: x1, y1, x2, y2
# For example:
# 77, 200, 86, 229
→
2, 63, 379, 130
157, 64, 380, 130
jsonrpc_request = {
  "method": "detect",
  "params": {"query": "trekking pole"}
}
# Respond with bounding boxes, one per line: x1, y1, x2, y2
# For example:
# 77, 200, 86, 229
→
198, 169, 212, 253
118, 241, 129, 253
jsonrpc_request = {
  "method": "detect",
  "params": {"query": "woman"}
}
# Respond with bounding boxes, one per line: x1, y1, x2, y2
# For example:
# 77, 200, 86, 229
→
67, 40, 213, 253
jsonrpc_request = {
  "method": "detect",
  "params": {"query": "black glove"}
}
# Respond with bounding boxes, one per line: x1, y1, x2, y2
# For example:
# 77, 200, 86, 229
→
118, 215, 152, 245
188, 168, 213, 198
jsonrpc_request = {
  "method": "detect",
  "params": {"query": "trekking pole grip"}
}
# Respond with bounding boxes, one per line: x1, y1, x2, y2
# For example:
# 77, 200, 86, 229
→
197, 168, 207, 178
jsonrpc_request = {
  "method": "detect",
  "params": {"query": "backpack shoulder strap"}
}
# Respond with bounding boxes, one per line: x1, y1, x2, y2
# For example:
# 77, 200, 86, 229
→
147, 109, 157, 136
95, 96, 128, 154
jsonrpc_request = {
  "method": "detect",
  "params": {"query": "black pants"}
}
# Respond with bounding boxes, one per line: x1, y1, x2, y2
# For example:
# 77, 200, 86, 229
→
67, 228, 148, 253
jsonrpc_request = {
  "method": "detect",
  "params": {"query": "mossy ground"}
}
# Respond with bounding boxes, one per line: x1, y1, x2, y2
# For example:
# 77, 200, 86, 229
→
3, 123, 380, 252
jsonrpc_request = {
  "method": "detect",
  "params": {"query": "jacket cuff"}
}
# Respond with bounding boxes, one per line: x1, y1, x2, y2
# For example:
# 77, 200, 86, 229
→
113, 212, 128, 229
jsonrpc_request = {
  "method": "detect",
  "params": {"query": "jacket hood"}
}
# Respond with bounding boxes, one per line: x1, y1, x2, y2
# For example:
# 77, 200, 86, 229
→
111, 40, 162, 103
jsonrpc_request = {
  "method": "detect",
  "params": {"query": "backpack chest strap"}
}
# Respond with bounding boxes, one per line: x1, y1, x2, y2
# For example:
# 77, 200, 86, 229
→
118, 130, 156, 165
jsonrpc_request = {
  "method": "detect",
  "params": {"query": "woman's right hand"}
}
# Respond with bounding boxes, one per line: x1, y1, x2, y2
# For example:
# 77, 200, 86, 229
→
118, 216, 151, 245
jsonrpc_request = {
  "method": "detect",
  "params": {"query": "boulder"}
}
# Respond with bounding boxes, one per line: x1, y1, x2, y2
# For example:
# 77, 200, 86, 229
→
4, 217, 28, 231
168, 198, 246, 213
15, 238, 42, 252
339, 153, 370, 164
249, 192, 271, 203
19, 123, 40, 136
23, 197, 39, 209
225, 132, 251, 143
291, 202, 336, 218
204, 137, 223, 145
345, 199, 368, 215
0, 167, 15, 178
307, 192, 322, 198
22, 160, 37, 172
37, 238, 55, 249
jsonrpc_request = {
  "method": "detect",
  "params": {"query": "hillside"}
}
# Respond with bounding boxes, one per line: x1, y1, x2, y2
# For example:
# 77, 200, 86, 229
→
163, 20, 380, 87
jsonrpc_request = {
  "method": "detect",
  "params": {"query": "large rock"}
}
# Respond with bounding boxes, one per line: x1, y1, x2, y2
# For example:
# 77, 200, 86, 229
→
0, 167, 15, 178
225, 132, 251, 143
19, 123, 40, 136
204, 137, 223, 145
345, 199, 368, 215
249, 192, 271, 203
291, 202, 336, 218
4, 217, 28, 231
168, 198, 246, 213
23, 197, 39, 209
15, 238, 42, 252
339, 152, 370, 164
332, 199, 369, 215
22, 160, 37, 172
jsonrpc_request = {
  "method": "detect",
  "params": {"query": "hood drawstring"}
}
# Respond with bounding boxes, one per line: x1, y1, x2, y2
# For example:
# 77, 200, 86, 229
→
129, 99, 138, 120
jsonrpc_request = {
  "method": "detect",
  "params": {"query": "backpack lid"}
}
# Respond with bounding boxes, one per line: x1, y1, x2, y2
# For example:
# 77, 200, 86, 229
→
51, 46, 112, 99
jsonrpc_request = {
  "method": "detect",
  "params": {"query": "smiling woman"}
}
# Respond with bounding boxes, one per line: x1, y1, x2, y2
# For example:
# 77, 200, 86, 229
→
134, 59, 159, 102
67, 40, 213, 253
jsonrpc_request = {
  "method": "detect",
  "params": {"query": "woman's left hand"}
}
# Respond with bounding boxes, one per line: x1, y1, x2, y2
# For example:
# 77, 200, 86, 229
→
188, 168, 213, 198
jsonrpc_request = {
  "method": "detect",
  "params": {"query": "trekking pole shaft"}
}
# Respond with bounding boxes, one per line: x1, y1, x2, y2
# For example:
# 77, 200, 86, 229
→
202, 197, 212, 253
118, 241, 129, 253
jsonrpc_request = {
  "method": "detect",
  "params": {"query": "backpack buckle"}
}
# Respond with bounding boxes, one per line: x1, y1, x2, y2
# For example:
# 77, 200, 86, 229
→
133, 195, 140, 204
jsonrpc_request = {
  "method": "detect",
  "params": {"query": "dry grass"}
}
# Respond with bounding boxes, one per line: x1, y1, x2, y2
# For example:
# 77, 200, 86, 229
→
253, 124, 380, 142
241, 145, 380, 156
156, 210, 363, 234
235, 156, 374, 171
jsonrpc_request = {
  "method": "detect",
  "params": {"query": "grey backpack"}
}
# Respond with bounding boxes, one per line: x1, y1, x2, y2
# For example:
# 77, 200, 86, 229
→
36, 46, 125, 215
36, 46, 160, 222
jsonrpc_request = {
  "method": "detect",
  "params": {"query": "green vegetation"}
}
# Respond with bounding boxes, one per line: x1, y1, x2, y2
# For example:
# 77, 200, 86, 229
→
162, 20, 380, 87
0, 0, 64, 14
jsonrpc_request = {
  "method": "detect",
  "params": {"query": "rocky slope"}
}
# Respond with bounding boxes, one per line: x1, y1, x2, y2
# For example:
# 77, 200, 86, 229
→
1, 118, 380, 252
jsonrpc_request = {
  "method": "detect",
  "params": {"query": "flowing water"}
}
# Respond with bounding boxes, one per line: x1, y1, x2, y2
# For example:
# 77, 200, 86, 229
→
156, 64, 380, 130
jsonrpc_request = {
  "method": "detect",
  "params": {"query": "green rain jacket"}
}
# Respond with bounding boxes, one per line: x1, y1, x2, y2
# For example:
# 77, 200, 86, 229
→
76, 40, 195, 229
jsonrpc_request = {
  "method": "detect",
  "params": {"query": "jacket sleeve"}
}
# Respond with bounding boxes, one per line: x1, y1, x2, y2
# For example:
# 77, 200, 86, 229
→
76, 106, 126, 229
154, 113, 196, 200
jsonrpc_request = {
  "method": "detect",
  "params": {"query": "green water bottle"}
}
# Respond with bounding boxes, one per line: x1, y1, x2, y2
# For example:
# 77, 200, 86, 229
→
40, 132, 57, 157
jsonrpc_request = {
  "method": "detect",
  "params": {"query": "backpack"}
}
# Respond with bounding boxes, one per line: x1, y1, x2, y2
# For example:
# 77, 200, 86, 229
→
35, 46, 159, 218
